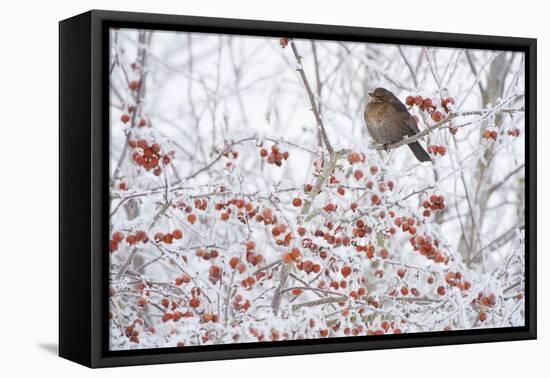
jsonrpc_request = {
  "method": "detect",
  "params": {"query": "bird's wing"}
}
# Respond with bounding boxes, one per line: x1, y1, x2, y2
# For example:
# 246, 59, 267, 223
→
389, 99, 421, 135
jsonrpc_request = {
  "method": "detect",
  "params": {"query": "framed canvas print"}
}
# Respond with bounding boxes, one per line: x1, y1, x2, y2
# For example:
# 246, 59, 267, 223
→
59, 10, 536, 368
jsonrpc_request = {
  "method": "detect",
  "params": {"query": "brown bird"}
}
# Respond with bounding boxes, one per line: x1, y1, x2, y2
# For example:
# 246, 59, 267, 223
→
364, 87, 431, 162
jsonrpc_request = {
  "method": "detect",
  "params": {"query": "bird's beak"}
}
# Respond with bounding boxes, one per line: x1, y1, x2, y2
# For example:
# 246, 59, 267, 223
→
368, 92, 374, 97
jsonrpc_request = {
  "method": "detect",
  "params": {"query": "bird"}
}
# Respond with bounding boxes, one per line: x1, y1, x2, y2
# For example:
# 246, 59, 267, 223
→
364, 87, 431, 162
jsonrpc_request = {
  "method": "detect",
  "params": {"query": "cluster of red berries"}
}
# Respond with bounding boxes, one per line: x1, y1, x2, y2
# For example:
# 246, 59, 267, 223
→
244, 240, 264, 266
124, 324, 140, 343
427, 145, 447, 156
223, 149, 239, 159
487, 128, 522, 139
200, 312, 219, 323
348, 287, 367, 300
421, 194, 446, 217
482, 129, 499, 141
194, 198, 208, 211
272, 224, 293, 247
153, 229, 183, 244
240, 275, 257, 289
389, 285, 420, 297
109, 230, 149, 252
351, 165, 380, 182
109, 231, 125, 252
195, 248, 219, 261
259, 144, 289, 166
406, 96, 436, 112
473, 292, 496, 322
300, 237, 320, 253
329, 279, 350, 290
279, 37, 289, 48
160, 298, 177, 309
215, 198, 256, 224
120, 114, 147, 127
352, 219, 373, 238
174, 274, 192, 286
377, 180, 394, 192
120, 81, 148, 126
125, 230, 149, 245
254, 207, 276, 226
312, 226, 351, 249
232, 293, 251, 311
271, 223, 287, 237
228, 256, 246, 274
410, 234, 447, 264
129, 139, 173, 176
355, 244, 376, 259
223, 149, 239, 169
174, 200, 193, 214
507, 128, 521, 137
161, 310, 193, 323
296, 260, 322, 274
172, 204, 199, 224
282, 247, 302, 263
405, 95, 454, 123
394, 216, 418, 235
473, 292, 496, 308
444, 271, 472, 291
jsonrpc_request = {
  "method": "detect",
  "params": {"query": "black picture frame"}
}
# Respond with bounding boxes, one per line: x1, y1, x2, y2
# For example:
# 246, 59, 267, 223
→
59, 9, 537, 368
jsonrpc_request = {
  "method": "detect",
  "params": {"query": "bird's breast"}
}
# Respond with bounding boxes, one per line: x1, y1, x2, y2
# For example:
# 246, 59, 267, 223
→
365, 103, 393, 144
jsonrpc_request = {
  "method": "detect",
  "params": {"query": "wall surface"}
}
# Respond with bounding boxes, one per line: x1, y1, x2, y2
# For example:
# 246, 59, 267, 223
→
0, 0, 545, 376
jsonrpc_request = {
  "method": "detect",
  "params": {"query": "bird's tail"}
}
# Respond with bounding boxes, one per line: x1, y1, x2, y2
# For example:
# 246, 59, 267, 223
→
408, 141, 432, 162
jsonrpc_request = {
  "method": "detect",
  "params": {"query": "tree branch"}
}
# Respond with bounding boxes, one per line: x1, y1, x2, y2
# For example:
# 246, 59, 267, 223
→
368, 105, 524, 152
290, 40, 334, 155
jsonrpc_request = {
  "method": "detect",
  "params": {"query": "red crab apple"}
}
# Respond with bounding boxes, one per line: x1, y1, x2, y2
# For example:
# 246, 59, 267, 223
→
431, 111, 443, 122
341, 265, 352, 277
292, 198, 302, 207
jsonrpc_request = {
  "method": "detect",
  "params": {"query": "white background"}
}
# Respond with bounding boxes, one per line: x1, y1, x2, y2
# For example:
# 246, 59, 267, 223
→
0, 0, 546, 376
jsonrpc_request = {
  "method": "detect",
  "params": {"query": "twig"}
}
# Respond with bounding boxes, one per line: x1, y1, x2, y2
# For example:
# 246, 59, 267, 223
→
300, 149, 348, 221
470, 221, 525, 264
487, 163, 525, 195
111, 31, 151, 184
292, 296, 348, 310
270, 263, 291, 316
290, 40, 334, 155
115, 248, 138, 281
398, 45, 418, 89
